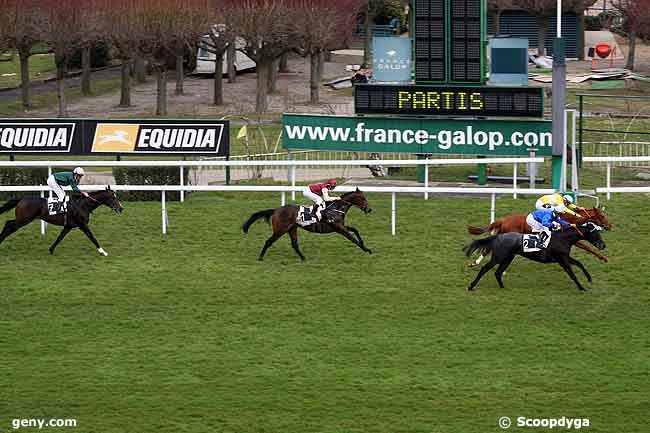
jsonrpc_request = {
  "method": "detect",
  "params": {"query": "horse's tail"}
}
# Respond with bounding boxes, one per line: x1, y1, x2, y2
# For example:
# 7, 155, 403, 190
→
468, 221, 500, 235
0, 198, 20, 215
242, 209, 275, 233
463, 235, 498, 257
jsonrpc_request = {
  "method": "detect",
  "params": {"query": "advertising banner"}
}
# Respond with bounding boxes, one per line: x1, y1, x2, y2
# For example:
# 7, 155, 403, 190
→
283, 114, 552, 156
0, 119, 230, 156
371, 37, 412, 83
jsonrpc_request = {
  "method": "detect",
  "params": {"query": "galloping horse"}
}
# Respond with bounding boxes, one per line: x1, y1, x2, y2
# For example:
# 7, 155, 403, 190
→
464, 221, 606, 291
242, 188, 372, 261
467, 207, 611, 266
0, 187, 123, 256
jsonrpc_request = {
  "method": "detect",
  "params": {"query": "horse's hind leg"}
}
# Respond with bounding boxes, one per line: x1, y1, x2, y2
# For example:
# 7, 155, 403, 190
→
0, 220, 25, 245
49, 226, 72, 255
259, 232, 283, 261
288, 227, 305, 261
467, 257, 498, 291
568, 256, 592, 283
494, 255, 515, 289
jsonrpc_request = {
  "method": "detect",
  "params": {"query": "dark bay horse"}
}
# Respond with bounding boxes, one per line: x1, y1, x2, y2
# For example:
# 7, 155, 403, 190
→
467, 206, 611, 265
0, 187, 123, 256
242, 188, 372, 261
464, 221, 606, 292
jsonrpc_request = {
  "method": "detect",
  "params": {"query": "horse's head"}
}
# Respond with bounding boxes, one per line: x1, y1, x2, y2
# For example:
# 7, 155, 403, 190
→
590, 206, 611, 230
91, 186, 124, 214
579, 220, 606, 250
342, 188, 371, 214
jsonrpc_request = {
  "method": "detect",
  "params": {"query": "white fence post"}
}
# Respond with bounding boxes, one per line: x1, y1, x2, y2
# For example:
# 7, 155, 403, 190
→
161, 191, 167, 234
47, 166, 52, 200
281, 191, 286, 207
180, 165, 185, 203
490, 193, 496, 223
513, 163, 518, 199
391, 192, 396, 236
606, 161, 611, 200
291, 164, 296, 201
424, 162, 429, 200
40, 187, 46, 236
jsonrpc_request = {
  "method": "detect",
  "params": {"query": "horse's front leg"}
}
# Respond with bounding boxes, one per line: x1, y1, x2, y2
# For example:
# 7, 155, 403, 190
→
575, 241, 608, 262
335, 226, 372, 254
345, 225, 372, 254
49, 226, 72, 255
79, 224, 108, 256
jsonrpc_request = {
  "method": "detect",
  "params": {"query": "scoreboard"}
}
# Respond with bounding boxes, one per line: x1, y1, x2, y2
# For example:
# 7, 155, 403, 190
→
414, 0, 485, 84
354, 84, 544, 118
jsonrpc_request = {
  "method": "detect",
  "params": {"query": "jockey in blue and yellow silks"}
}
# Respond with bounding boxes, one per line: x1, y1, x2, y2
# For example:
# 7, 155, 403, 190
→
526, 208, 574, 248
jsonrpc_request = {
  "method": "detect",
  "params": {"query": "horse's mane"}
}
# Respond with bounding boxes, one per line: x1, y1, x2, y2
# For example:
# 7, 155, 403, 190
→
340, 190, 361, 199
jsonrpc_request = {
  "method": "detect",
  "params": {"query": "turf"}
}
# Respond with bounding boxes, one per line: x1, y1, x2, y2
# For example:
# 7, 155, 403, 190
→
1, 192, 649, 433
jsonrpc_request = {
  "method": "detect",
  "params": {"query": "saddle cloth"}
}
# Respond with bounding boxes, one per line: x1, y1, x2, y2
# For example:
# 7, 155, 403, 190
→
296, 204, 321, 227
523, 233, 550, 252
47, 196, 69, 216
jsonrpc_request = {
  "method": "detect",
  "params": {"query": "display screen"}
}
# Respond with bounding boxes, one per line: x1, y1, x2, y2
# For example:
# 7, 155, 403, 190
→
414, 0, 446, 82
354, 84, 544, 118
450, 0, 482, 82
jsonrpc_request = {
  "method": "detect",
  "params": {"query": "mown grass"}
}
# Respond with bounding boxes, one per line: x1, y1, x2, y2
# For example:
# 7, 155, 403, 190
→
0, 53, 56, 88
1, 192, 648, 433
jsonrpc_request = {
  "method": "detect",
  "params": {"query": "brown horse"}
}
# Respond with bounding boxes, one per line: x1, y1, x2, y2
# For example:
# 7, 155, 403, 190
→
242, 188, 372, 261
0, 187, 123, 256
467, 207, 611, 266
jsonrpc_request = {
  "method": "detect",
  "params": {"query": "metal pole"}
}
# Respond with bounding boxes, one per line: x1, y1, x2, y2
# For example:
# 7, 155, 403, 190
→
424, 162, 429, 200
47, 166, 52, 200
281, 191, 286, 207
180, 165, 185, 203
291, 165, 296, 201
513, 164, 517, 199
571, 111, 579, 196
529, 151, 536, 189
551, 0, 566, 190
606, 162, 611, 200
578, 95, 584, 168
162, 190, 167, 234
391, 192, 396, 236
490, 193, 496, 223
40, 188, 46, 236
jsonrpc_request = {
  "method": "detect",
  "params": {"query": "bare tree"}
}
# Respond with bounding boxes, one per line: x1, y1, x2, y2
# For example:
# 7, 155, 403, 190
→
198, 13, 236, 106
613, 0, 650, 70
41, 0, 92, 117
294, 0, 362, 103
225, 0, 302, 113
4, 0, 45, 108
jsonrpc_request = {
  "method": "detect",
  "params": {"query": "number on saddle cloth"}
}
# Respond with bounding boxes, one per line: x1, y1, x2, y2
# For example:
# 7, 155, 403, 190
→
47, 196, 69, 216
523, 232, 550, 252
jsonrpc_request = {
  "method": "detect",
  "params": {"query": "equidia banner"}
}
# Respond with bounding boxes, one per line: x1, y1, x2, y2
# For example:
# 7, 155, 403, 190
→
0, 119, 230, 156
283, 114, 552, 156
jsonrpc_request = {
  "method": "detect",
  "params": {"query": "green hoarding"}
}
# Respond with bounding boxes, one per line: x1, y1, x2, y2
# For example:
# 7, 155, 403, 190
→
283, 114, 552, 156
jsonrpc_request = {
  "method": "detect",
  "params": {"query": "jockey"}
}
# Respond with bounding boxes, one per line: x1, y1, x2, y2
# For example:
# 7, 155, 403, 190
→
535, 193, 584, 216
303, 178, 340, 221
47, 167, 89, 207
526, 208, 574, 248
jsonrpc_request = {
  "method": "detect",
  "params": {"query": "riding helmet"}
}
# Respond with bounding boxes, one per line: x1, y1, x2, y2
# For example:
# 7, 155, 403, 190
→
74, 167, 85, 176
562, 194, 573, 204
326, 178, 337, 188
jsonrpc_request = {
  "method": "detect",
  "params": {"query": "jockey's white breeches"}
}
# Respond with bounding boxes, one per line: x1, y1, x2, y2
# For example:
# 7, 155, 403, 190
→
303, 189, 323, 206
47, 175, 66, 201
526, 213, 550, 235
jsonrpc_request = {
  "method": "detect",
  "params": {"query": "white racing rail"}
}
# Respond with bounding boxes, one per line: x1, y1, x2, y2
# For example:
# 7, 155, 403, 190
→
0, 184, 554, 236
583, 156, 650, 200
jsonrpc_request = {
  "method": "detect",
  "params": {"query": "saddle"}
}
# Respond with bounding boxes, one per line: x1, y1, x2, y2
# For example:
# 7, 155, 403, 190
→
47, 197, 69, 216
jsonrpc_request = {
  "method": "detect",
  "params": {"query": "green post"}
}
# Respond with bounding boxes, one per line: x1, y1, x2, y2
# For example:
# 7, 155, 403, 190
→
477, 155, 487, 186
416, 154, 426, 183
551, 155, 562, 190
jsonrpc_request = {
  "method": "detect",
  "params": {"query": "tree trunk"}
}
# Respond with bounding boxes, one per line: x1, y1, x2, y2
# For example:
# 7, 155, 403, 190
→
56, 65, 67, 118
309, 51, 320, 104
626, 31, 636, 71
156, 69, 168, 116
18, 49, 31, 109
363, 6, 372, 68
267, 57, 279, 94
175, 54, 184, 95
537, 17, 548, 57
81, 45, 92, 95
119, 61, 131, 107
227, 42, 236, 83
279, 52, 289, 72
135, 56, 146, 83
213, 51, 224, 105
255, 61, 269, 113
492, 11, 501, 35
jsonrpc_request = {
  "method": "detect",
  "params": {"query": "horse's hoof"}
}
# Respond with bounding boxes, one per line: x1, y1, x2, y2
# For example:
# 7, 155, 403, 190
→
258, 257, 264, 261
49, 249, 54, 255
97, 248, 108, 257
366, 249, 373, 254
601, 257, 609, 263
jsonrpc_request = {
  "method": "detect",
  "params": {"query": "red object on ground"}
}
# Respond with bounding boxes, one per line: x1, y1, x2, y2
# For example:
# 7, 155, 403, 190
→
595, 43, 612, 59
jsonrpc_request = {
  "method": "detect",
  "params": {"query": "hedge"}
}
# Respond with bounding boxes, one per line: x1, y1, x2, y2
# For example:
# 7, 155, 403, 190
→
112, 167, 189, 201
0, 167, 49, 201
